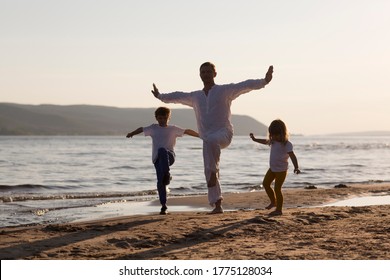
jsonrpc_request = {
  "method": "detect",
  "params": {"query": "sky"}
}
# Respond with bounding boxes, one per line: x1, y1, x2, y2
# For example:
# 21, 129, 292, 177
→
1, 0, 389, 135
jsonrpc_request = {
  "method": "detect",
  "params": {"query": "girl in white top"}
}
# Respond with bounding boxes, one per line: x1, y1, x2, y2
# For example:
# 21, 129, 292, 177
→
250, 119, 300, 216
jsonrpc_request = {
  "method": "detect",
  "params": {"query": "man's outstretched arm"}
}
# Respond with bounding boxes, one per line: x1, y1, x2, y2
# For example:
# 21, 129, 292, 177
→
151, 83, 160, 98
265, 65, 273, 84
150, 83, 193, 107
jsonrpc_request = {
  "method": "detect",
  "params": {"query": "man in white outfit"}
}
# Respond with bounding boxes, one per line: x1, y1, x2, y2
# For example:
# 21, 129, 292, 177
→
152, 62, 273, 214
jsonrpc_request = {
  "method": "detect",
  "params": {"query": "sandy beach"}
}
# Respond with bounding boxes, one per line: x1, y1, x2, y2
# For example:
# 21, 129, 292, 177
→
1, 183, 389, 260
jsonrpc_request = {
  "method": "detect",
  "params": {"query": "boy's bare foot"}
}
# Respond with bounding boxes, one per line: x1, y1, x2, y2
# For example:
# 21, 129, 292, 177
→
160, 205, 168, 215
268, 210, 282, 216
265, 203, 275, 210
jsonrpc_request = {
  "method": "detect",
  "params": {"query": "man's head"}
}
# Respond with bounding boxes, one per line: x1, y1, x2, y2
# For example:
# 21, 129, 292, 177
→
199, 62, 217, 84
155, 107, 171, 127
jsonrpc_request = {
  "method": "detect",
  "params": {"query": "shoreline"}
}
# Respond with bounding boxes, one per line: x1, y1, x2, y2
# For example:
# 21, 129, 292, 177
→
1, 183, 390, 260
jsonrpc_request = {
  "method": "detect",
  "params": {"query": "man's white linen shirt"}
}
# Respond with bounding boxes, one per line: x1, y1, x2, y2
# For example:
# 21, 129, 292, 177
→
157, 79, 267, 139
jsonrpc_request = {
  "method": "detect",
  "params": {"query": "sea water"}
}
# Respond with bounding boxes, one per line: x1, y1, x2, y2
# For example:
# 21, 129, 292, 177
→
1, 135, 389, 227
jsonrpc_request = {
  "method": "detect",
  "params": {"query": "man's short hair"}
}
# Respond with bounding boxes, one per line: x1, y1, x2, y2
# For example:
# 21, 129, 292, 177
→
200, 62, 216, 72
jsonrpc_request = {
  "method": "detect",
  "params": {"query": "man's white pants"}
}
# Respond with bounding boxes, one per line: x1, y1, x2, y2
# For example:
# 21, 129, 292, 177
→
202, 128, 233, 206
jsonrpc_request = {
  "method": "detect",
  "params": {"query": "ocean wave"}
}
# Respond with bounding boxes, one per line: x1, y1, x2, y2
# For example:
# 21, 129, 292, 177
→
172, 186, 191, 192
0, 184, 48, 191
303, 142, 390, 151
187, 146, 202, 150
288, 179, 389, 188
109, 165, 137, 170
0, 189, 158, 203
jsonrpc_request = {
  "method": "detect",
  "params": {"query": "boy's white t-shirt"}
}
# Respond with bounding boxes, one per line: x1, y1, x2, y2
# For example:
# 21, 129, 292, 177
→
269, 140, 293, 172
143, 124, 186, 163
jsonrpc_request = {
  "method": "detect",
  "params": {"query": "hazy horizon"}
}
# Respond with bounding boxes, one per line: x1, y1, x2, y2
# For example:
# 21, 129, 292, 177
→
2, 102, 390, 136
1, 1, 389, 135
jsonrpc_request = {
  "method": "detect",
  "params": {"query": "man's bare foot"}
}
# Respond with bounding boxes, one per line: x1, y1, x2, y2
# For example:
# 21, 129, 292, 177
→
265, 203, 275, 210
268, 210, 282, 216
210, 199, 223, 214
210, 206, 223, 214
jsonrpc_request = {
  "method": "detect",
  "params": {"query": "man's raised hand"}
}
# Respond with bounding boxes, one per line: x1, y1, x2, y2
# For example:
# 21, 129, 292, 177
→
151, 83, 160, 98
265, 65, 273, 84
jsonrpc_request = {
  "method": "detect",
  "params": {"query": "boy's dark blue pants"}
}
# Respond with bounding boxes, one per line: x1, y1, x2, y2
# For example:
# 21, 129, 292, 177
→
154, 148, 175, 205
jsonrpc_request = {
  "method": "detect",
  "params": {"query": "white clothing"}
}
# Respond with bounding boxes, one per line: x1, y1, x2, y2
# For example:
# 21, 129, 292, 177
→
269, 141, 293, 172
158, 79, 267, 139
203, 128, 233, 205
158, 79, 268, 206
143, 124, 185, 163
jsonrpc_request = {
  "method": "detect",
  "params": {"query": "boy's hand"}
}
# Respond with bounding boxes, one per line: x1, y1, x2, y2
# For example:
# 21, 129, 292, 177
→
294, 168, 301, 174
126, 133, 132, 138
249, 133, 255, 140
151, 83, 160, 98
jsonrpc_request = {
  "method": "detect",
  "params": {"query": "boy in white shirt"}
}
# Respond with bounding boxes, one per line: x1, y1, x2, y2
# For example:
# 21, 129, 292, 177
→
127, 107, 199, 214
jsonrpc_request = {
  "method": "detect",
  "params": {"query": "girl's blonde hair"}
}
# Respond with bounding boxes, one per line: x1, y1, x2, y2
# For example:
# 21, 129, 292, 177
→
268, 119, 289, 144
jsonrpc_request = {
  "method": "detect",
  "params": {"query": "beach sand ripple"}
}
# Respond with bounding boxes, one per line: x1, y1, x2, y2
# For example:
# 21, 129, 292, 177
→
0, 184, 389, 260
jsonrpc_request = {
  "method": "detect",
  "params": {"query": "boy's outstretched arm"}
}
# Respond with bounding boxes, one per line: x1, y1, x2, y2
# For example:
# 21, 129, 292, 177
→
126, 127, 143, 138
249, 133, 269, 145
184, 129, 199, 138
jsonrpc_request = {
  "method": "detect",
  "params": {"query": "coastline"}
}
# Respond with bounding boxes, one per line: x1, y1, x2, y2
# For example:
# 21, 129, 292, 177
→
1, 183, 389, 260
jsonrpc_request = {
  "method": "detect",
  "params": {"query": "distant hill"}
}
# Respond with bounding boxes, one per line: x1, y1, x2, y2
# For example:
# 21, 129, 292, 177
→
0, 103, 267, 136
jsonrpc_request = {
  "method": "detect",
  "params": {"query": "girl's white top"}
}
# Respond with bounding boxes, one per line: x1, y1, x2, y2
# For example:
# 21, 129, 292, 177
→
269, 140, 293, 172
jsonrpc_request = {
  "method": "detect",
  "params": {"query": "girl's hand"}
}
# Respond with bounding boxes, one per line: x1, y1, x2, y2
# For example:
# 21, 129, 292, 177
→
294, 168, 301, 174
249, 133, 255, 140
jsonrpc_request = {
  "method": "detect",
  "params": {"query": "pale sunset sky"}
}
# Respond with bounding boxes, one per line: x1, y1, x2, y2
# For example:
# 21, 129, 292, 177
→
1, 0, 389, 135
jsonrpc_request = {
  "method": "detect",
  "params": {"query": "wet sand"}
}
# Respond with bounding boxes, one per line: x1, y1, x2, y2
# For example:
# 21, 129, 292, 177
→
1, 183, 389, 260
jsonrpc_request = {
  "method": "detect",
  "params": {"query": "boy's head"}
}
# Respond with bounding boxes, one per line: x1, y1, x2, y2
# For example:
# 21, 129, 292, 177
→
155, 107, 171, 127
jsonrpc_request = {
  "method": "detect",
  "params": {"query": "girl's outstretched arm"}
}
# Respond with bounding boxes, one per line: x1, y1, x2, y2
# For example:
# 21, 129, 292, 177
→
249, 133, 269, 145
